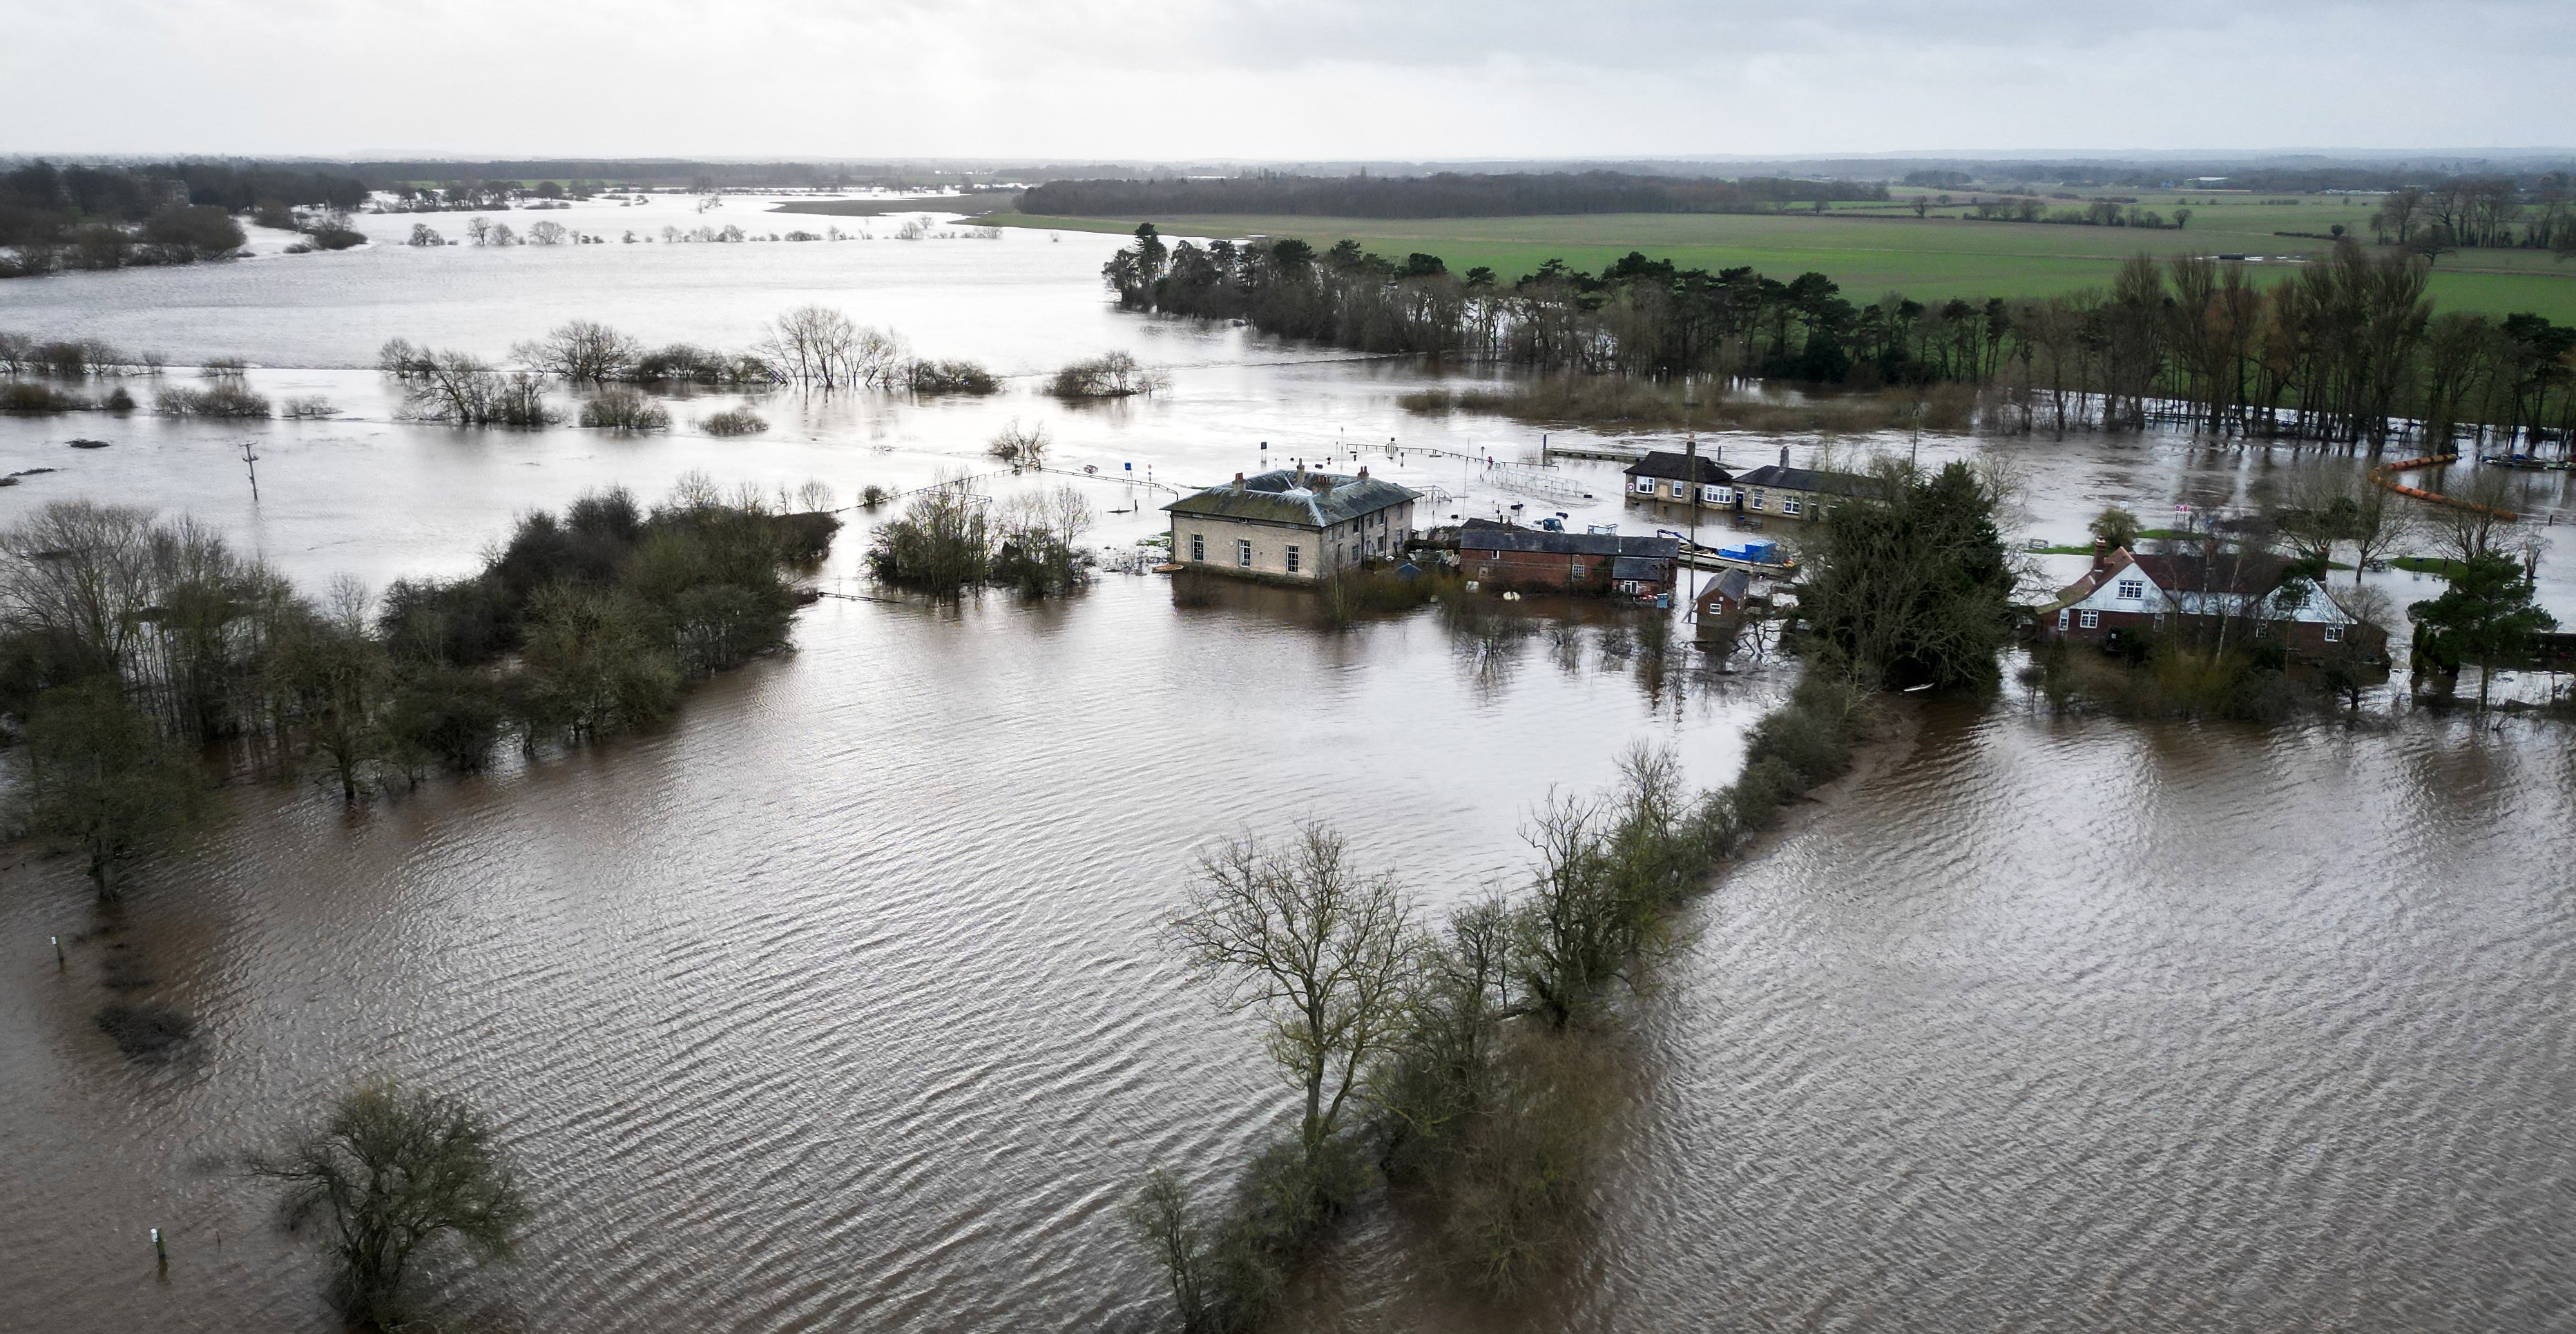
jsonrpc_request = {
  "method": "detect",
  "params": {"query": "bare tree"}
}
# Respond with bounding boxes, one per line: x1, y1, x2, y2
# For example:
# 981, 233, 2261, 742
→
2345, 481, 2425, 582
2432, 470, 2517, 563
757, 306, 905, 388
987, 418, 1050, 468
1166, 824, 1417, 1150
512, 320, 640, 384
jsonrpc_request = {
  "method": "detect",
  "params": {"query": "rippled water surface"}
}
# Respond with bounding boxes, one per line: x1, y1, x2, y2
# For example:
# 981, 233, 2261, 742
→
1, 211, 2570, 1333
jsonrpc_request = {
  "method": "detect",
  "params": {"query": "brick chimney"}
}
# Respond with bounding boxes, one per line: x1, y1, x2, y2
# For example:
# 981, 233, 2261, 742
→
1232, 472, 1245, 490
1779, 445, 1791, 468
1357, 465, 1369, 480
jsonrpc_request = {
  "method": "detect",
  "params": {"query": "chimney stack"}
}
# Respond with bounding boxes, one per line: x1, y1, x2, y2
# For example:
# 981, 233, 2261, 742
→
1357, 465, 1369, 480
1232, 472, 1245, 490
1779, 445, 1791, 468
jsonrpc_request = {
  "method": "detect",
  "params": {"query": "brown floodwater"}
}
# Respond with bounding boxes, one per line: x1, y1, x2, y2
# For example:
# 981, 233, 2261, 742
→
2, 215, 2571, 1331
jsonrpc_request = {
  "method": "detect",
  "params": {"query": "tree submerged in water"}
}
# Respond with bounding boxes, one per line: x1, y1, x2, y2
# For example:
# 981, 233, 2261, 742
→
865, 480, 1095, 598
14, 677, 211, 898
251, 1079, 529, 1331
1798, 459, 2015, 690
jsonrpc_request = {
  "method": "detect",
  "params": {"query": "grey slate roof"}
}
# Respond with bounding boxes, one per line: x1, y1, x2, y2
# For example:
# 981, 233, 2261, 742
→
1731, 463, 1877, 496
1622, 451, 1736, 485
1459, 523, 1679, 560
1164, 469, 1419, 529
1611, 554, 1671, 581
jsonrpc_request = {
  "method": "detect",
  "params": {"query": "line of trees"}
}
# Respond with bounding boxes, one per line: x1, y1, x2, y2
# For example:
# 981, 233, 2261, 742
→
0, 480, 838, 895
1131, 679, 1876, 1326
1022, 171, 1888, 220
1104, 227, 2576, 452
376, 313, 1003, 396
2369, 176, 2576, 255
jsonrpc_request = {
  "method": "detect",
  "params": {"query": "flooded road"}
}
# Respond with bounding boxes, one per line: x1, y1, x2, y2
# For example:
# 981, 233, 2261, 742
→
1, 208, 2571, 1331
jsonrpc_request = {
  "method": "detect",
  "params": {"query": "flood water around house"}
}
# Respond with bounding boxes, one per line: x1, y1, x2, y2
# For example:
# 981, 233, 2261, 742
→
1, 200, 2570, 1332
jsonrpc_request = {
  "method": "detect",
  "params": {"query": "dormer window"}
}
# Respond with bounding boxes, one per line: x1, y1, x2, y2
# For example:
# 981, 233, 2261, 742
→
2116, 579, 2144, 601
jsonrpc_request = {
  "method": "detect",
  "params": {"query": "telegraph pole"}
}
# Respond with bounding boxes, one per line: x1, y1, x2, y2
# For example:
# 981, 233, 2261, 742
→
240, 441, 260, 503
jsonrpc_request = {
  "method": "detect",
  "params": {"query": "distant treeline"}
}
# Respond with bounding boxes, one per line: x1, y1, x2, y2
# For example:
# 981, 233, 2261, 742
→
1021, 171, 1887, 220
1104, 226, 2576, 450
0, 160, 374, 276
1, 160, 363, 240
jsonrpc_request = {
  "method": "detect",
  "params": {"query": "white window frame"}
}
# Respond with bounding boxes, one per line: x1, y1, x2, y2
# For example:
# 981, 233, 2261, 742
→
1748, 490, 1766, 510
2078, 609, 2100, 630
2056, 609, 2070, 630
1285, 545, 1300, 574
2323, 624, 2345, 643
1634, 476, 1657, 495
1236, 539, 1252, 568
1781, 495, 1803, 516
2116, 579, 2144, 601
1705, 484, 1731, 504
1189, 532, 1204, 562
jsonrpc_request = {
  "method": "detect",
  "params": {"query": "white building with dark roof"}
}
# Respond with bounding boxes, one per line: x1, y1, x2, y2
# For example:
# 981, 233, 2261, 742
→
1164, 466, 1419, 583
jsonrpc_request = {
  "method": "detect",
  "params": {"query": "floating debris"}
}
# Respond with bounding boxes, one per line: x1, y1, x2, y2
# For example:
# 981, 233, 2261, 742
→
67, 438, 111, 450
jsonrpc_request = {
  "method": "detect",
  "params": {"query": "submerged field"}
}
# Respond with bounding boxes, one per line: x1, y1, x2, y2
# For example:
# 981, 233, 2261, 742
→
986, 200, 2576, 321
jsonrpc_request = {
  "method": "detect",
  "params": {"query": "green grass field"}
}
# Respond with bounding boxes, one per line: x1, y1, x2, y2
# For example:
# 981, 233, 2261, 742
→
984, 194, 2576, 322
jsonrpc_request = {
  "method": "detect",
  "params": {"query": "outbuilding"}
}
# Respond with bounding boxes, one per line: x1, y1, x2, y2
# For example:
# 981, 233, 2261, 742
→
1457, 521, 1678, 597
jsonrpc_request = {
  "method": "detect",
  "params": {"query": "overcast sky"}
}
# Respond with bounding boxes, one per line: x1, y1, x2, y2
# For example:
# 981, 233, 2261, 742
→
6, 0, 2570, 160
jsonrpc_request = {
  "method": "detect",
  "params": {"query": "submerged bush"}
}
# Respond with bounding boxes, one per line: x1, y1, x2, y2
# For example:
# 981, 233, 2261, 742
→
1048, 350, 1165, 399
398, 353, 557, 426
865, 483, 990, 596
906, 358, 999, 394
698, 407, 769, 436
578, 387, 671, 432
629, 343, 769, 385
156, 383, 273, 418
986, 419, 1049, 467
280, 395, 336, 419
1, 380, 81, 413
95, 1001, 196, 1059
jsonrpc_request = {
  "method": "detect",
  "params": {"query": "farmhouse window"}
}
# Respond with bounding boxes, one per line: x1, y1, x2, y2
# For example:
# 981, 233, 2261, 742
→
1571, 562, 1586, 579
1749, 490, 1766, 510
1236, 539, 1252, 568
1635, 477, 1657, 494
2117, 579, 2144, 600
2324, 625, 2345, 643
1190, 533, 1204, 561
2057, 609, 2070, 630
1285, 545, 1300, 574
1705, 485, 1731, 503
2079, 610, 2100, 629
1781, 496, 1803, 516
